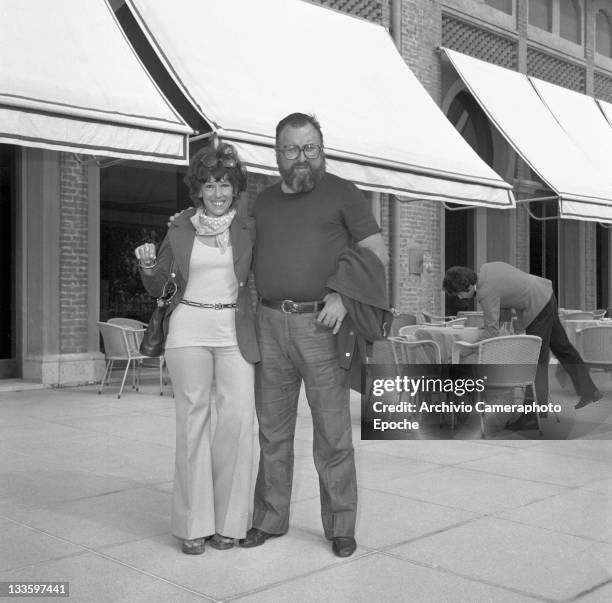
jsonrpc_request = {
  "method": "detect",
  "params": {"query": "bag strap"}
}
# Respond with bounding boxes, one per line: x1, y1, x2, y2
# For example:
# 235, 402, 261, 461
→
159, 260, 177, 303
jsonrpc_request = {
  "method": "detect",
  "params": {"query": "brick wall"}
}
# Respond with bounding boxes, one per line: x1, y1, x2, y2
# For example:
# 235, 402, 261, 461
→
59, 154, 90, 354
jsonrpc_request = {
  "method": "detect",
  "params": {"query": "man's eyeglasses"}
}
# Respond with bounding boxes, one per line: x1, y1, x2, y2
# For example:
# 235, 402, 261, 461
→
277, 144, 322, 160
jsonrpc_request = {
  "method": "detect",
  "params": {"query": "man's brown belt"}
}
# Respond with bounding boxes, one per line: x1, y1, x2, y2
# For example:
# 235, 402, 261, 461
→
260, 298, 325, 314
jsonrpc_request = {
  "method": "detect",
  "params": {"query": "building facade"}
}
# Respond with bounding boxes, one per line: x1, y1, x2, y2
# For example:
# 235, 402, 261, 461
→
2, 0, 611, 384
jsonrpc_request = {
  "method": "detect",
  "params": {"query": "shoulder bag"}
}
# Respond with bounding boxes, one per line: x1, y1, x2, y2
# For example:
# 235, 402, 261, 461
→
140, 263, 177, 357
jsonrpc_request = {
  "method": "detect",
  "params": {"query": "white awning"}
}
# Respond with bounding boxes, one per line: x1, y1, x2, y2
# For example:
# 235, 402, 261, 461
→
124, 0, 513, 207
597, 98, 612, 129
0, 0, 191, 163
443, 48, 612, 223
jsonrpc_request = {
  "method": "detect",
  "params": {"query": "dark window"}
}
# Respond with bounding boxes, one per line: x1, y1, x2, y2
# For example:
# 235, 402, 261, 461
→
596, 224, 610, 311
596, 10, 612, 58
560, 0, 582, 44
529, 200, 558, 298
100, 161, 192, 322
484, 0, 513, 15
444, 90, 494, 314
0, 145, 16, 367
529, 0, 552, 32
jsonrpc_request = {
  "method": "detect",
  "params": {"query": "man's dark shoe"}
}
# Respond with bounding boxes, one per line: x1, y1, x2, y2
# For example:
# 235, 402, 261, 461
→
332, 536, 357, 558
506, 413, 538, 431
575, 389, 603, 409
238, 527, 281, 548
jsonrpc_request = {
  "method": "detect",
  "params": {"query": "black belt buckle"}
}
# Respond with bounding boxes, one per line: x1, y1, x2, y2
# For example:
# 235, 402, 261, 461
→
213, 303, 222, 310
280, 299, 298, 313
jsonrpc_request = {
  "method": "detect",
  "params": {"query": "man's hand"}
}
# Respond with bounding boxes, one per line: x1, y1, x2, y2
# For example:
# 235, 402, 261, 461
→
317, 292, 347, 335
167, 211, 182, 228
167, 206, 194, 228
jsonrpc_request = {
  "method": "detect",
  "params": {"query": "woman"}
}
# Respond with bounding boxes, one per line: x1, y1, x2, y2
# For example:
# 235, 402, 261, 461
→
135, 143, 259, 554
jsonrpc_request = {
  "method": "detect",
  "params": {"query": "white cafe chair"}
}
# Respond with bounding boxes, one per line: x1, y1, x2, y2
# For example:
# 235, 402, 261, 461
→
98, 321, 165, 398
452, 335, 543, 438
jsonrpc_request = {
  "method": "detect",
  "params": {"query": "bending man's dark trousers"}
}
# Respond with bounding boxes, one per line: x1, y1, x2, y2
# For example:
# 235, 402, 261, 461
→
526, 295, 597, 404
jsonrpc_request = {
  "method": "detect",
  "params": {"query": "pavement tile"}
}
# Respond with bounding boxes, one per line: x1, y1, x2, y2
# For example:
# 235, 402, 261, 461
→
574, 580, 612, 602
291, 488, 477, 549
0, 456, 142, 508
1, 487, 170, 549
4, 432, 175, 484
233, 553, 540, 603
390, 516, 612, 601
583, 478, 612, 496
459, 450, 612, 487
355, 440, 507, 465
54, 411, 176, 448
528, 441, 612, 463
355, 448, 440, 488
497, 488, 612, 543
379, 466, 566, 513
101, 530, 362, 600
0, 518, 83, 572
0, 552, 212, 603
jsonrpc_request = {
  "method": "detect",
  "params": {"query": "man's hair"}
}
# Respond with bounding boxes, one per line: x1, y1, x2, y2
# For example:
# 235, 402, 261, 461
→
275, 112, 324, 146
184, 142, 247, 205
442, 266, 477, 295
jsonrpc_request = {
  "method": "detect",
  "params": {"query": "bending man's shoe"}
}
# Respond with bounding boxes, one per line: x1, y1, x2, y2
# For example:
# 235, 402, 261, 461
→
575, 389, 603, 410
332, 536, 357, 558
239, 527, 282, 548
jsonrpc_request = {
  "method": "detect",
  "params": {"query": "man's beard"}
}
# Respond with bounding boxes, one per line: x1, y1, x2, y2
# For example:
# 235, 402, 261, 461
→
279, 157, 326, 193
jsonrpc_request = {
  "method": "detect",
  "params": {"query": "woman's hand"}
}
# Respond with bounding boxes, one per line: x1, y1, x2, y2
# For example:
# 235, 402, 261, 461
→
135, 243, 157, 269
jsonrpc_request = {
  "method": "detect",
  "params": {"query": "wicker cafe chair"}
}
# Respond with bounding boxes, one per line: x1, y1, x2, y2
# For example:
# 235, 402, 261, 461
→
443, 317, 468, 327
389, 313, 417, 336
422, 310, 456, 324
97, 322, 164, 398
576, 325, 612, 375
397, 325, 421, 338
389, 336, 442, 365
456, 311, 485, 328
451, 335, 543, 438
108, 317, 167, 394
362, 339, 398, 423
389, 336, 447, 428
562, 311, 596, 321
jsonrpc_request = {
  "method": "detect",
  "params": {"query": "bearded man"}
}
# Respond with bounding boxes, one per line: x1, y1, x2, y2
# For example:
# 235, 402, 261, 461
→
239, 113, 387, 557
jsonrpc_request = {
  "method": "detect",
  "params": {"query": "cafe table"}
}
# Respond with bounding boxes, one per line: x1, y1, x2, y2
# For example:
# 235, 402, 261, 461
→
414, 325, 481, 364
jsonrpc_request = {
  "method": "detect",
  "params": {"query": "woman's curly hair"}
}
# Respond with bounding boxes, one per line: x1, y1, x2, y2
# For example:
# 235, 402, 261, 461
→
184, 142, 248, 205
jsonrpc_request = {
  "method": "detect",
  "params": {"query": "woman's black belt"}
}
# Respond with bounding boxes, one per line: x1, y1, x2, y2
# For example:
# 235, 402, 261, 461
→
260, 298, 325, 313
180, 299, 237, 309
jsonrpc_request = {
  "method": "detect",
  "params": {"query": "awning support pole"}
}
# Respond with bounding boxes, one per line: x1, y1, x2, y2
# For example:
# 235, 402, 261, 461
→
390, 0, 402, 309
72, 154, 124, 169
189, 131, 217, 144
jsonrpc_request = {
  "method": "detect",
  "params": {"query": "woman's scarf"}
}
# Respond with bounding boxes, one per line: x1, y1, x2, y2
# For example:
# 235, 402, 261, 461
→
190, 207, 236, 251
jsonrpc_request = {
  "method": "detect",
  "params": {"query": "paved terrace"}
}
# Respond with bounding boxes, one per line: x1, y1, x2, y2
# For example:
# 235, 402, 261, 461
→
0, 367, 611, 602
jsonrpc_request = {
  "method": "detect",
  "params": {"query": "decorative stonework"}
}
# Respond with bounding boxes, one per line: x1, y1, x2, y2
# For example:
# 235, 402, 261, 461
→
527, 47, 585, 91
594, 70, 612, 102
442, 14, 518, 68
311, 0, 383, 22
